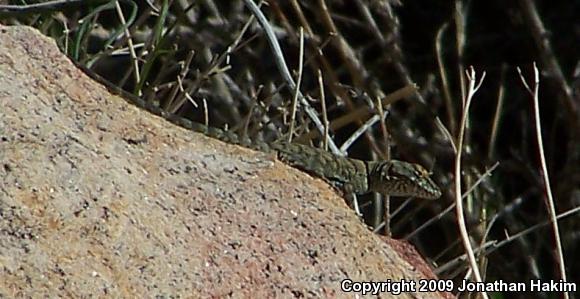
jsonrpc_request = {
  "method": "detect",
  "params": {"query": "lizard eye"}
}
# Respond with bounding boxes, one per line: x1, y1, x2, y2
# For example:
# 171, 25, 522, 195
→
413, 165, 431, 178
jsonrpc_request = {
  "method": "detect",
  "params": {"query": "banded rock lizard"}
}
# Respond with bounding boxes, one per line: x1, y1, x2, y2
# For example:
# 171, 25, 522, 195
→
74, 62, 442, 200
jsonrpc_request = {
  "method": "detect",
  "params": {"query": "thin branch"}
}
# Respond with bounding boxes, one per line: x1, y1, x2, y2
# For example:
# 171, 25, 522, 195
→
340, 113, 385, 153
517, 63, 569, 299
518, 0, 577, 127
435, 116, 457, 154
435, 22, 457, 135
318, 70, 329, 151
405, 162, 499, 241
168, 50, 196, 107
288, 27, 305, 142
487, 65, 506, 161
114, 0, 140, 90
454, 66, 488, 299
437, 205, 580, 276
0, 0, 110, 15
243, 0, 342, 155
295, 84, 417, 143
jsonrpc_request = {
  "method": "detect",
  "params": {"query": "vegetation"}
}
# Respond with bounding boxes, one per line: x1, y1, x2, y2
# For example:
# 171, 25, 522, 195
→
1, 1, 578, 298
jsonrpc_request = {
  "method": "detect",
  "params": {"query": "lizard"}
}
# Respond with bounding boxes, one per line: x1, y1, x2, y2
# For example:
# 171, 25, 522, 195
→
72, 60, 442, 200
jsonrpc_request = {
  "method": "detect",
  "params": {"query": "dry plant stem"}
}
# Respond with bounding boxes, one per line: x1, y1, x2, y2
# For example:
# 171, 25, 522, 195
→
168, 51, 196, 107
436, 241, 497, 278
241, 86, 263, 139
288, 0, 313, 33
353, 0, 379, 41
176, 0, 196, 24
284, 2, 354, 114
269, 1, 296, 36
379, 169, 390, 237
375, 95, 391, 236
202, 98, 209, 127
358, 0, 426, 107
62, 20, 70, 55
177, 76, 197, 108
435, 117, 458, 154
517, 63, 569, 299
389, 197, 413, 224
221, 74, 273, 134
201, 0, 224, 23
0, 0, 110, 15
487, 65, 506, 161
376, 98, 390, 161
405, 162, 499, 241
279, 1, 392, 158
518, 0, 577, 125
372, 198, 413, 234
517, 0, 580, 203
438, 205, 580, 276
230, 13, 257, 51
297, 85, 417, 142
288, 27, 305, 142
435, 22, 457, 136
114, 0, 140, 90
339, 113, 384, 153
318, 70, 329, 151
243, 0, 342, 155
454, 67, 488, 299
454, 3, 474, 226
454, 1, 467, 106
354, 0, 410, 116
339, 113, 386, 218
167, 8, 255, 113
371, 191, 383, 233
316, 0, 366, 88
486, 205, 580, 262
205, 18, 256, 124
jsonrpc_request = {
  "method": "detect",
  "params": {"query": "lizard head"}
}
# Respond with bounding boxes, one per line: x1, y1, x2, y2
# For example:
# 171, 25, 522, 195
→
367, 160, 442, 199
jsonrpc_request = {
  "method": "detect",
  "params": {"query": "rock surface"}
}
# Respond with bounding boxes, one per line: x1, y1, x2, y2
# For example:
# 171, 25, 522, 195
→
0, 25, 451, 298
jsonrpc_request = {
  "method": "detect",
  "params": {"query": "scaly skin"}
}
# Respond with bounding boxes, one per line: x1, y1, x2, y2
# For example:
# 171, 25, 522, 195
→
75, 61, 442, 199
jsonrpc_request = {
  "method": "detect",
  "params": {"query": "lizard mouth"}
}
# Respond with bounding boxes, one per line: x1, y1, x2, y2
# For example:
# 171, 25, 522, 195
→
396, 178, 442, 199
380, 179, 442, 199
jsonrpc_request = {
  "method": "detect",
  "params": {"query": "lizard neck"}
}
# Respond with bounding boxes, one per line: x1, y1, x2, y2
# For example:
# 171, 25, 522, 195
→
365, 160, 388, 193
